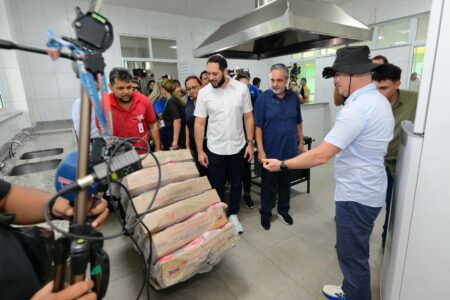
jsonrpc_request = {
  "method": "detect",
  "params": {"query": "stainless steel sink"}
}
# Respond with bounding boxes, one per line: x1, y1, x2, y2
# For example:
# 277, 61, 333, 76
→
20, 148, 63, 159
8, 159, 61, 176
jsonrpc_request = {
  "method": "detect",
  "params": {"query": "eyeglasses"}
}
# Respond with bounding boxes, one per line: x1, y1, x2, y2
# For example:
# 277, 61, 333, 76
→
186, 85, 200, 92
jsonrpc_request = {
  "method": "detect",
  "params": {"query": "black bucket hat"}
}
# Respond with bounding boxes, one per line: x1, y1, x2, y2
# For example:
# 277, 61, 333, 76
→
322, 46, 379, 79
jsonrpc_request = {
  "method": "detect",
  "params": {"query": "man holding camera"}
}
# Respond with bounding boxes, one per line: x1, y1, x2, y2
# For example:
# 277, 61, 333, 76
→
0, 178, 109, 299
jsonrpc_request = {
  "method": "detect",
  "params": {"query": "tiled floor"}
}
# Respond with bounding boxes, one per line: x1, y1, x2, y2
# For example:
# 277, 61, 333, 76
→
103, 163, 386, 300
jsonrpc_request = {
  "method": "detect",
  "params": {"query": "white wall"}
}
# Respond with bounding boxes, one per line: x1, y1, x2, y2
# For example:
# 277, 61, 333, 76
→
2, 0, 272, 124
0, 0, 31, 145
337, 0, 432, 24
0, 0, 433, 132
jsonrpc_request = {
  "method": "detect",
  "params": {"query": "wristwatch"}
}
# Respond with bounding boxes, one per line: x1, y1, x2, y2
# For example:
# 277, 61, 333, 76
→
280, 160, 288, 171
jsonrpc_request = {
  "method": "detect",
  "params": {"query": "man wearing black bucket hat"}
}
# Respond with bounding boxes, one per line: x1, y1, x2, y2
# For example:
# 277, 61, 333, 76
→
262, 46, 394, 300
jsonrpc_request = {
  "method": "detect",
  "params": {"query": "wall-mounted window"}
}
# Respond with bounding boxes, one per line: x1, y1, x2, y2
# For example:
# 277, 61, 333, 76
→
378, 19, 410, 48
119, 35, 178, 81
151, 38, 177, 60
416, 16, 429, 41
120, 36, 150, 58
291, 60, 316, 101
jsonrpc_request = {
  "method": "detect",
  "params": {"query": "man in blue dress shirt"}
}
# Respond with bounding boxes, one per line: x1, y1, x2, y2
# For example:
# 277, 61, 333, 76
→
254, 63, 304, 230
263, 46, 394, 300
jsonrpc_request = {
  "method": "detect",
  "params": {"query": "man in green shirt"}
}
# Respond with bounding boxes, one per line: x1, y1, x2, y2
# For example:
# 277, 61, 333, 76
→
372, 63, 418, 248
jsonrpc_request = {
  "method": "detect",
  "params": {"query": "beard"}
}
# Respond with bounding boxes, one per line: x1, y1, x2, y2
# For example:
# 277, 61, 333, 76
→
115, 94, 132, 103
211, 73, 226, 88
271, 87, 284, 94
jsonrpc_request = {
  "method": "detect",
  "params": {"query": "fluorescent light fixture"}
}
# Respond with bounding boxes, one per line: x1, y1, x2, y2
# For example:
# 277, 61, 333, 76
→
170, 45, 177, 49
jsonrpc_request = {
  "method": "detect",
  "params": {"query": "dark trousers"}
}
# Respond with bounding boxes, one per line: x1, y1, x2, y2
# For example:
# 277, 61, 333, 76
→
207, 147, 245, 215
243, 160, 251, 194
160, 127, 170, 150
336, 201, 381, 300
259, 168, 292, 217
382, 168, 394, 242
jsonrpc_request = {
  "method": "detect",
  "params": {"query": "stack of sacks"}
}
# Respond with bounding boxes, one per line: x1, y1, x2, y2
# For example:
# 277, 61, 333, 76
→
122, 150, 240, 289
151, 222, 239, 289
144, 202, 228, 261
125, 177, 211, 226
125, 161, 199, 197
140, 149, 193, 168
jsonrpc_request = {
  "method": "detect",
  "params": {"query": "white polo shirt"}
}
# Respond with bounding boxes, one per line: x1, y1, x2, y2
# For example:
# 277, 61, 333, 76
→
194, 78, 253, 155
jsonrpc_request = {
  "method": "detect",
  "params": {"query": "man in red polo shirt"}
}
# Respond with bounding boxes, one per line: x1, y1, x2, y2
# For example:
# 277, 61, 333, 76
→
108, 68, 160, 153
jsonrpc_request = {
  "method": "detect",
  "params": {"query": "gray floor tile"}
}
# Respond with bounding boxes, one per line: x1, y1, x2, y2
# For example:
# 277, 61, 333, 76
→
216, 254, 295, 300
272, 283, 317, 300
263, 236, 335, 282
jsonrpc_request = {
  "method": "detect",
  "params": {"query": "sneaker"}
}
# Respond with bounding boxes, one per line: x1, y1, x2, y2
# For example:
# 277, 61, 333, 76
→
243, 194, 255, 209
229, 214, 244, 234
261, 215, 271, 230
277, 213, 293, 225
322, 285, 347, 300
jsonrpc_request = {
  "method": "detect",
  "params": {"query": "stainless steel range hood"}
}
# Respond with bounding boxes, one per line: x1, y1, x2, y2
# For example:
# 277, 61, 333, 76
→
194, 0, 372, 60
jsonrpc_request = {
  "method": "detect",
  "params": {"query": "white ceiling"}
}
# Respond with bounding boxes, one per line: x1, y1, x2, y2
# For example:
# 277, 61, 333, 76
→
103, 0, 256, 22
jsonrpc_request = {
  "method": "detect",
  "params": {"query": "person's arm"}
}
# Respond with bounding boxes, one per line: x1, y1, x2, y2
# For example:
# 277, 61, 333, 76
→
194, 117, 208, 167
262, 141, 340, 171
172, 118, 181, 149
0, 184, 108, 229
297, 123, 305, 153
185, 126, 190, 149
298, 93, 306, 104
255, 126, 266, 163
304, 86, 310, 101
243, 111, 255, 162
150, 122, 161, 151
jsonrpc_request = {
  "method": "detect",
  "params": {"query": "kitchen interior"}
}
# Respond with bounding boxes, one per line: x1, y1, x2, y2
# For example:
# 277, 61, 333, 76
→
0, 0, 449, 299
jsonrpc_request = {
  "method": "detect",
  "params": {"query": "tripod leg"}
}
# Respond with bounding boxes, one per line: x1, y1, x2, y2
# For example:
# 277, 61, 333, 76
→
52, 238, 71, 292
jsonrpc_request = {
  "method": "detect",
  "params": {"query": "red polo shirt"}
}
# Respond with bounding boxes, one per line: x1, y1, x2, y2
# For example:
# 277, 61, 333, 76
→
110, 92, 156, 153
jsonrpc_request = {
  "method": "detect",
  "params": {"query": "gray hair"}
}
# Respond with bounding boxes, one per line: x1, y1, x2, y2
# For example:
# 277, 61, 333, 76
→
270, 63, 289, 79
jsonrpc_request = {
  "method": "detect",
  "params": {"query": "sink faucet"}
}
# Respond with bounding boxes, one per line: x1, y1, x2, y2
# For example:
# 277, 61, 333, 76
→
22, 131, 33, 139
8, 140, 22, 159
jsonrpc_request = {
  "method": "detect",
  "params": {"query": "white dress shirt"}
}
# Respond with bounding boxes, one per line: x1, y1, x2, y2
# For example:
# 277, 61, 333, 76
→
194, 78, 253, 155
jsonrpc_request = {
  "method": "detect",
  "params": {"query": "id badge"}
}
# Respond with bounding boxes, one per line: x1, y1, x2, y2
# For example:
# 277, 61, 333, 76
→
159, 120, 165, 128
138, 122, 144, 133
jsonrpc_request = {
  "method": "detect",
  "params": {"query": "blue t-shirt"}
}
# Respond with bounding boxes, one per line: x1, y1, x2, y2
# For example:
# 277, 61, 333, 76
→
254, 89, 302, 160
153, 97, 167, 116
249, 84, 260, 105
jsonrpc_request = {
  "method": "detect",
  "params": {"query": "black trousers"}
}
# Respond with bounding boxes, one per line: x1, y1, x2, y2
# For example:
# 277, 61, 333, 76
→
207, 147, 245, 215
259, 168, 292, 217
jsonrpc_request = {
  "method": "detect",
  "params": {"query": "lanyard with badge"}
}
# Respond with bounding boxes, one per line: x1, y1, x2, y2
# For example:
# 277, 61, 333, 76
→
136, 114, 145, 134
159, 98, 170, 128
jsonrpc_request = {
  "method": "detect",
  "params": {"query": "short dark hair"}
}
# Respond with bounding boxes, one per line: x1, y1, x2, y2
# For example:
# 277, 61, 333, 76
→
372, 55, 389, 64
207, 55, 227, 71
185, 75, 202, 87
236, 74, 249, 82
252, 77, 261, 85
147, 79, 155, 88
109, 67, 132, 85
372, 63, 402, 82
200, 70, 208, 79
173, 79, 181, 87
300, 77, 307, 82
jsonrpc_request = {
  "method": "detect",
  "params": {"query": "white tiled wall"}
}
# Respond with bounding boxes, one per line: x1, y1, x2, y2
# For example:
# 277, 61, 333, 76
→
3, 0, 273, 123
0, 0, 31, 145
0, 0, 432, 131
